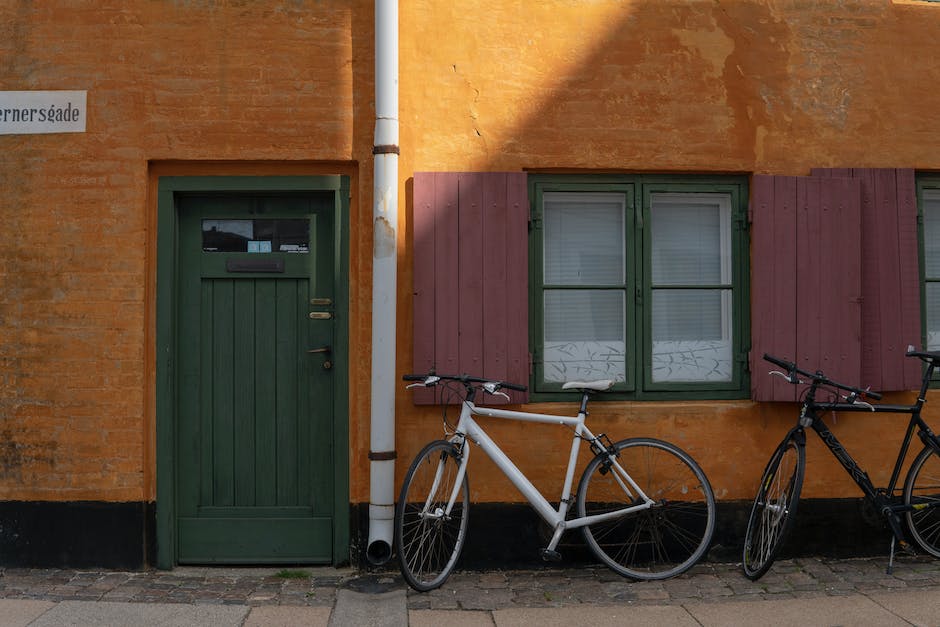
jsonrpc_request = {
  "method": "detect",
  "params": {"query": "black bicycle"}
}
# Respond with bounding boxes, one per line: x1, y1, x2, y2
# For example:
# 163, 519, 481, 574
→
742, 349, 940, 580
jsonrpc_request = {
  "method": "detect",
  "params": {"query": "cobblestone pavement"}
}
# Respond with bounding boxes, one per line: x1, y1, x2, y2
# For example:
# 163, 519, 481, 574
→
1, 555, 940, 612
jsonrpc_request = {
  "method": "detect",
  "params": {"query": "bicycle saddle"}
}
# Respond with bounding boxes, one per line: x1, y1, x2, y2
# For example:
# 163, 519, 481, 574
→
561, 380, 614, 391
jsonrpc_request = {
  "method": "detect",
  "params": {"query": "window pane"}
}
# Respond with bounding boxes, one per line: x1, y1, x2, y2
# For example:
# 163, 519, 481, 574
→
927, 283, 940, 351
924, 192, 940, 277
544, 289, 625, 382
544, 193, 624, 285
651, 289, 732, 382
651, 194, 730, 286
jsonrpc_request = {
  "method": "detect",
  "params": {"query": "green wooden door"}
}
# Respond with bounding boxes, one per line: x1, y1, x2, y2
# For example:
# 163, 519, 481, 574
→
176, 193, 335, 563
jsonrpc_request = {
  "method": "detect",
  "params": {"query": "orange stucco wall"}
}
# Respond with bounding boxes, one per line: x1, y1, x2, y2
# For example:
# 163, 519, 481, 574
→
1, 1, 940, 513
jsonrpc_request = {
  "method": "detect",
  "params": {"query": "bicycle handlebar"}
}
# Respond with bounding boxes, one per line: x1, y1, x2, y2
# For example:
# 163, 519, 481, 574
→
403, 372, 528, 392
762, 353, 883, 401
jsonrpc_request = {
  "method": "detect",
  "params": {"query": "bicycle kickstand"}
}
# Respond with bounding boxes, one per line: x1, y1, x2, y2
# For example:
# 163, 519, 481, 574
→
888, 536, 896, 575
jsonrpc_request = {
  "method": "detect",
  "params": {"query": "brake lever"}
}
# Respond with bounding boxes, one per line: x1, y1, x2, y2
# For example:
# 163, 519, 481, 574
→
769, 370, 800, 385
406, 375, 441, 389
842, 393, 874, 411
482, 382, 511, 401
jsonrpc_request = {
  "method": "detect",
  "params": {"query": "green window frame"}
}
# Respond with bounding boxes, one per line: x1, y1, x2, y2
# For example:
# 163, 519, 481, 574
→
528, 174, 750, 400
918, 175, 940, 372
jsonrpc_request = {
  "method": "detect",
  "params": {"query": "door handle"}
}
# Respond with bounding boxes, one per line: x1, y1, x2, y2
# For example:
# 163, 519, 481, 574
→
307, 346, 332, 354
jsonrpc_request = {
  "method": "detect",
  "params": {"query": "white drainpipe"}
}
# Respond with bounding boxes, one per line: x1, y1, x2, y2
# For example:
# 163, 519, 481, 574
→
366, 0, 399, 566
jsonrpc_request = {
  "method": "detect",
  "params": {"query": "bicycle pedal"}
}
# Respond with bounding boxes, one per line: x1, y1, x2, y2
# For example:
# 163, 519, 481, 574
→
539, 549, 562, 562
898, 540, 917, 557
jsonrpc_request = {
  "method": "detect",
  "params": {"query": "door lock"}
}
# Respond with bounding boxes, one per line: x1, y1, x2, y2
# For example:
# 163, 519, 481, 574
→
308, 346, 333, 370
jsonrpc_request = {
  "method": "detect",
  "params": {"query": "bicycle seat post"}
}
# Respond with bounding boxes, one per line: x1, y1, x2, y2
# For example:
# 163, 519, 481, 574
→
579, 391, 591, 415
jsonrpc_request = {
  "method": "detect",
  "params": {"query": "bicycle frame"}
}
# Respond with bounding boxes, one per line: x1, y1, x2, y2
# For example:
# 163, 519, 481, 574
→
796, 360, 940, 519
443, 396, 656, 554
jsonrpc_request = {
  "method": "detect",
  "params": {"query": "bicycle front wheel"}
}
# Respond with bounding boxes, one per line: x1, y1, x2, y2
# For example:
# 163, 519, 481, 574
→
904, 444, 940, 557
394, 440, 469, 591
742, 433, 805, 580
576, 437, 716, 580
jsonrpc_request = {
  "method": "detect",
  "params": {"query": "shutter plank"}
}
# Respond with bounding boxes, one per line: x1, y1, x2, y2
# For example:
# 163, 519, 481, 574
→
412, 172, 529, 404
434, 173, 461, 376
505, 173, 530, 403
412, 173, 436, 404
458, 173, 485, 377
812, 168, 922, 390
751, 175, 862, 400
895, 169, 923, 388
795, 177, 822, 376
482, 174, 510, 403
817, 178, 862, 384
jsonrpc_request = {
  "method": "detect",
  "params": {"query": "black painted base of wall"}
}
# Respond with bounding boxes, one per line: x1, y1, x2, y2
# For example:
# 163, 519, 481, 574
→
0, 501, 156, 569
354, 498, 901, 570
0, 498, 897, 570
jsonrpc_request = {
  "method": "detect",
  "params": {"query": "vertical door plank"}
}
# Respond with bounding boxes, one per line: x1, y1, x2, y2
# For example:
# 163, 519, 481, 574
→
199, 280, 215, 506
233, 280, 256, 506
211, 279, 236, 507
275, 279, 299, 506
254, 279, 277, 506
295, 278, 312, 508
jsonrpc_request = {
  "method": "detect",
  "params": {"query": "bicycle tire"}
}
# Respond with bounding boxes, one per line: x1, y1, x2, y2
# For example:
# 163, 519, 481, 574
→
576, 437, 716, 580
903, 444, 940, 558
742, 434, 805, 580
394, 440, 469, 591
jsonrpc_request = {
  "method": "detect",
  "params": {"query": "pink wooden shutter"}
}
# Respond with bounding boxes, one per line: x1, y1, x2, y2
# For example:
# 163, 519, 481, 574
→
412, 172, 529, 404
810, 168, 921, 391
750, 175, 863, 401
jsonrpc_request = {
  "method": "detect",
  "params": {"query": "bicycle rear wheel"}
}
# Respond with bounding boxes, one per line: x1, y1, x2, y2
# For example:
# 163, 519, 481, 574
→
903, 444, 940, 557
576, 437, 716, 580
394, 440, 469, 591
742, 433, 805, 580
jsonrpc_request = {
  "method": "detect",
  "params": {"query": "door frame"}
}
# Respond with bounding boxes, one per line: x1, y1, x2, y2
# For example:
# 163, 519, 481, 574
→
155, 175, 350, 569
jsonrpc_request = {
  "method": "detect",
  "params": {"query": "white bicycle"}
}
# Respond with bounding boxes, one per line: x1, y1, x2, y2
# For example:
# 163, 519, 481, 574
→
394, 372, 717, 591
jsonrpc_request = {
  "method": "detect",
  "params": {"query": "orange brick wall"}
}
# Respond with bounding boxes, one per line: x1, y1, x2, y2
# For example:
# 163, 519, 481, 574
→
0, 1, 374, 502
1, 1, 939, 509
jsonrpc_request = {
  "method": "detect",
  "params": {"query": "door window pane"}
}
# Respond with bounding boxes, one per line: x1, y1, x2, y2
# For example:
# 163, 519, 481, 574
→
203, 219, 309, 253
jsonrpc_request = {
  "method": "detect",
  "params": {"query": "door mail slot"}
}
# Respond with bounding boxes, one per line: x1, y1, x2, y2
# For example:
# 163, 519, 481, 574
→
225, 259, 285, 273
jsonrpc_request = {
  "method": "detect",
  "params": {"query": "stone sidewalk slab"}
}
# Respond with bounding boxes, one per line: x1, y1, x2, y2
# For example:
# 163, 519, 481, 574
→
409, 610, 494, 627
868, 589, 940, 627
0, 599, 56, 627
493, 606, 698, 626
328, 588, 407, 627
684, 595, 908, 627
26, 600, 249, 627
244, 605, 332, 626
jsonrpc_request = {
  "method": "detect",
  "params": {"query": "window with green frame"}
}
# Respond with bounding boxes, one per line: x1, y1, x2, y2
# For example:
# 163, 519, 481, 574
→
529, 175, 750, 399
919, 176, 940, 359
